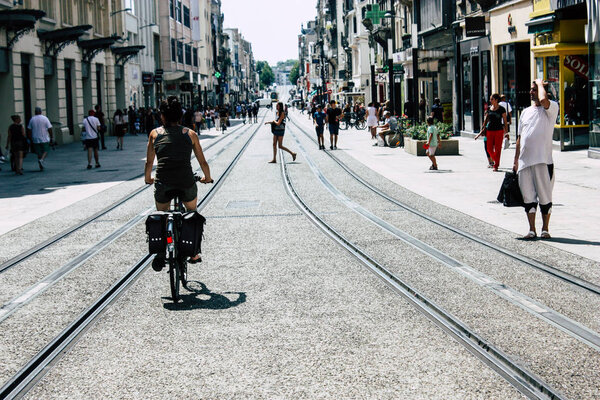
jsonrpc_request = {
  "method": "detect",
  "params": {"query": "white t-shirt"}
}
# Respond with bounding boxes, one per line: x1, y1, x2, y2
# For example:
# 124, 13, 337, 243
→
499, 101, 512, 124
27, 114, 52, 143
517, 100, 559, 172
83, 116, 101, 140
194, 111, 203, 122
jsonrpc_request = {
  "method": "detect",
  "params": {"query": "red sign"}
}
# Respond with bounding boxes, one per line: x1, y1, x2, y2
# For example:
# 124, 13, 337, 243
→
564, 55, 589, 79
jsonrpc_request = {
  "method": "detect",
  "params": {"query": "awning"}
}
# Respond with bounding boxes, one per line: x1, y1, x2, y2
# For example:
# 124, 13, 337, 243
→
38, 25, 92, 56
526, 15, 555, 34
78, 35, 120, 63
111, 45, 145, 65
0, 9, 45, 48
163, 71, 187, 81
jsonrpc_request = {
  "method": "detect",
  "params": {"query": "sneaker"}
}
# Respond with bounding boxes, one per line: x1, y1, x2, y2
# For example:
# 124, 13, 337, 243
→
330, 145, 333, 150
38, 159, 44, 171
95, 164, 101, 168
87, 164, 92, 169
152, 255, 165, 271
333, 146, 337, 150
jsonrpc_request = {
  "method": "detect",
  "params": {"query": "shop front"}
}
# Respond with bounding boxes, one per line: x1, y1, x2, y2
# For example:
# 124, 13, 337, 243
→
458, 37, 491, 134
588, 0, 600, 158
529, 1, 589, 150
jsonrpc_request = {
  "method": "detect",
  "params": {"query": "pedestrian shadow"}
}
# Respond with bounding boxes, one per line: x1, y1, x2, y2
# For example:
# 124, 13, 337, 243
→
425, 169, 453, 173
539, 237, 600, 246
163, 280, 246, 311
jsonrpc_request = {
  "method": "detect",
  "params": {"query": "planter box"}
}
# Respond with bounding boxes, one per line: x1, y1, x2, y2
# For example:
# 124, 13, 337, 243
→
404, 137, 459, 156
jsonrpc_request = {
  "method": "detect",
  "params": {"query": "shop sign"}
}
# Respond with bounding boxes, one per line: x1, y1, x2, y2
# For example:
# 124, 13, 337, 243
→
465, 17, 486, 37
376, 73, 388, 83
564, 55, 588, 79
142, 72, 154, 85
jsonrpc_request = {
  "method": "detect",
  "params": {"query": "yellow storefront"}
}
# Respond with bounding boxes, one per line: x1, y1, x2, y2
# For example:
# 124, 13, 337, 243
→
527, 0, 589, 150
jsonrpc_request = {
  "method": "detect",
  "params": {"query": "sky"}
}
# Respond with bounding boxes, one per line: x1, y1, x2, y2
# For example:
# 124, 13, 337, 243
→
220, 0, 318, 66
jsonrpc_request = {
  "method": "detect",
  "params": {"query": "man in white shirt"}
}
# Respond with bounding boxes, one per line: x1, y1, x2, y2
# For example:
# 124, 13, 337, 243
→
82, 110, 101, 169
499, 94, 513, 128
27, 107, 53, 171
513, 79, 559, 239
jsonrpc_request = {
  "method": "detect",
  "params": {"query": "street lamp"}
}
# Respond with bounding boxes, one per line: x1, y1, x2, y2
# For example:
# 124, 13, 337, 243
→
383, 10, 396, 116
110, 8, 131, 16
139, 23, 157, 30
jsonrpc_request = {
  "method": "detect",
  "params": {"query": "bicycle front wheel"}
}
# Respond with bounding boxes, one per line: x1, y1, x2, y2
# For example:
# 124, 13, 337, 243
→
340, 120, 349, 130
356, 120, 366, 130
169, 259, 181, 302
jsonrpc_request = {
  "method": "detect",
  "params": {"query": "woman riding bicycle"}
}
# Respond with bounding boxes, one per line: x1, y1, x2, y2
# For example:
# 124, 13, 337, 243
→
144, 96, 213, 269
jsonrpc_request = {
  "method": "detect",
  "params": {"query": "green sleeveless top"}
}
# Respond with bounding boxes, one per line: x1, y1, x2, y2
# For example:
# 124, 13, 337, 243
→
154, 126, 194, 188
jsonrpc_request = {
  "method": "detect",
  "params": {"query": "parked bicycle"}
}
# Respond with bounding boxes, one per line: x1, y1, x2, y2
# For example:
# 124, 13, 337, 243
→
146, 174, 212, 302
340, 112, 366, 130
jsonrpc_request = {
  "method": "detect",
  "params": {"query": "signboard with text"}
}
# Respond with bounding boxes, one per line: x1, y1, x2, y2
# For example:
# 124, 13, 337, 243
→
465, 17, 486, 37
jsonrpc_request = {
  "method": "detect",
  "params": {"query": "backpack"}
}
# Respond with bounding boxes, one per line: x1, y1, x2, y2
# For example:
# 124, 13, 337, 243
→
178, 211, 206, 257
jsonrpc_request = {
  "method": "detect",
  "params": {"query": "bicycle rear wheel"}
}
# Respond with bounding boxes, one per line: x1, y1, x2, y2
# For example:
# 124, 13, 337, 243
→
179, 258, 188, 288
340, 120, 349, 130
169, 259, 181, 302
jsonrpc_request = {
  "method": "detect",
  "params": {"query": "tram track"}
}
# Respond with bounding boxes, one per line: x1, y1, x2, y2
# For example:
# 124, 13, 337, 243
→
288, 115, 600, 297
0, 114, 266, 400
0, 121, 248, 275
0, 115, 267, 322
278, 145, 565, 400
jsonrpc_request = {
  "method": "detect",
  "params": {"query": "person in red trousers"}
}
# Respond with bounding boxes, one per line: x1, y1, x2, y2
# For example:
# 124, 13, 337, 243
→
479, 93, 508, 171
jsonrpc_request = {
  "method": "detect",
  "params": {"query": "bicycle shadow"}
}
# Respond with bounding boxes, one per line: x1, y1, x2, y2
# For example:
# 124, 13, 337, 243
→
162, 280, 246, 311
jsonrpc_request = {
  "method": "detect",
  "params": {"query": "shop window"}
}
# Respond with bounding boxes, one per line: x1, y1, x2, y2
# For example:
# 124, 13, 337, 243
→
591, 43, 600, 148
563, 55, 589, 126
546, 56, 560, 105
462, 55, 472, 128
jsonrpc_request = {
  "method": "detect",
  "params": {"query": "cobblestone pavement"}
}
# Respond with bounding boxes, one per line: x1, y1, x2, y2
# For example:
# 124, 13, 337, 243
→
0, 108, 598, 398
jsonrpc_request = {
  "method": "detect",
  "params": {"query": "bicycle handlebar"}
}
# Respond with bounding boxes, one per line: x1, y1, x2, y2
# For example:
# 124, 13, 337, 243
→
194, 173, 214, 184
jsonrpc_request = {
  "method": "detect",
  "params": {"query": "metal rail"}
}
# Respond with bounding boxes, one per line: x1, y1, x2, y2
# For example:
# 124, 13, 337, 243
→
0, 121, 250, 274
0, 114, 267, 324
279, 148, 565, 400
288, 116, 600, 297
0, 115, 265, 400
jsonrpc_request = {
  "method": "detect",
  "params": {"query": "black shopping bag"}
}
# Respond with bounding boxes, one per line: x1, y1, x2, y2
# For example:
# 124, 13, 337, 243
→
497, 171, 524, 207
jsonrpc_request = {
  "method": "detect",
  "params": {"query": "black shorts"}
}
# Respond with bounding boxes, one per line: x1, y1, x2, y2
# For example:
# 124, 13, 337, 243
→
84, 138, 99, 149
329, 123, 339, 136
315, 125, 324, 136
154, 182, 197, 204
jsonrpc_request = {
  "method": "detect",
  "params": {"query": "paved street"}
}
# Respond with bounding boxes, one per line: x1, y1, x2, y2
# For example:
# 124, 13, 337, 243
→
0, 103, 599, 398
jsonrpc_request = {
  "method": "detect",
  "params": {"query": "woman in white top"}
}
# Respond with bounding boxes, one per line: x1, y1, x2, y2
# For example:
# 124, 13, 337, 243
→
366, 102, 379, 139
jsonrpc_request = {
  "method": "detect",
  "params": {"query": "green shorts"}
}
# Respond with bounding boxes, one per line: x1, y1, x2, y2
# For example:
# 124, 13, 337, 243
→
154, 182, 197, 204
32, 142, 50, 157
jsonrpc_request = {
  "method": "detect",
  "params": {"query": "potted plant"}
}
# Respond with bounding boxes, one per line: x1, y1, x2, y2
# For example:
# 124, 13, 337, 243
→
404, 122, 459, 156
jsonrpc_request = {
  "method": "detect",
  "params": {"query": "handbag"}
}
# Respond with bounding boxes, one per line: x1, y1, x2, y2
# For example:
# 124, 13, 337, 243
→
273, 122, 286, 132
503, 136, 510, 149
497, 171, 524, 207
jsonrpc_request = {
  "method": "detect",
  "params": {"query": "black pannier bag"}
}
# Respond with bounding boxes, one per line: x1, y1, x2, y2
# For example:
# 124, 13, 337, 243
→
145, 212, 168, 254
178, 211, 206, 257
497, 171, 524, 207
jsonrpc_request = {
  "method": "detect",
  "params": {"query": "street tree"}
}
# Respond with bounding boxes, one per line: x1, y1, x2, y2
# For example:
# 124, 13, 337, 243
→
289, 61, 300, 86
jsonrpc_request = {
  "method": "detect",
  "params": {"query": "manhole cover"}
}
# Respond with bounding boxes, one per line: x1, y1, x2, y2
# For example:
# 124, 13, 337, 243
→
226, 200, 260, 209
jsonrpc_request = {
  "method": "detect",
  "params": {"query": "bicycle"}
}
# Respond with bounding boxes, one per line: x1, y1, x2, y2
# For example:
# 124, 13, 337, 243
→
150, 175, 212, 302
340, 112, 367, 130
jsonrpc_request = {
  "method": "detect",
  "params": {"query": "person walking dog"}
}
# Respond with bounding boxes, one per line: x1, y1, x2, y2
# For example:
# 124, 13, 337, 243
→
513, 79, 559, 239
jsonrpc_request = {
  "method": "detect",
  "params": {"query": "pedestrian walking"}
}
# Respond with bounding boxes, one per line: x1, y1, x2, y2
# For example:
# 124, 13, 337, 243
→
513, 79, 559, 240
122, 109, 129, 136
82, 110, 101, 169
431, 98, 444, 122
218, 106, 229, 133
27, 107, 53, 171
480, 93, 508, 171
366, 102, 379, 139
113, 109, 125, 150
128, 106, 136, 135
252, 103, 258, 123
145, 108, 154, 136
313, 104, 326, 150
499, 94, 513, 132
419, 94, 427, 122
265, 102, 296, 164
94, 105, 107, 149
425, 116, 441, 170
6, 114, 27, 174
326, 99, 342, 150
